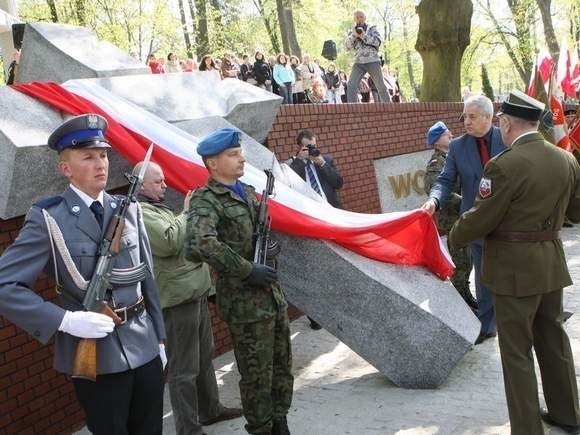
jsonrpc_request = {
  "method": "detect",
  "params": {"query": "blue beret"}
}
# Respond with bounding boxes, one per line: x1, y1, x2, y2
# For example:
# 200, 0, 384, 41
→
197, 128, 241, 157
427, 121, 448, 147
48, 114, 110, 153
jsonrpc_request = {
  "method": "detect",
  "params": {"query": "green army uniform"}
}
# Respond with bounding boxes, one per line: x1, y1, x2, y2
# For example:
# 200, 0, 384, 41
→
185, 179, 293, 435
449, 132, 580, 435
424, 149, 473, 300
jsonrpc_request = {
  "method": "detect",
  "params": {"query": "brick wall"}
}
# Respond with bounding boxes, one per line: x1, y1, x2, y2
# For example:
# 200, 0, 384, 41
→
266, 102, 466, 213
3, 101, 564, 434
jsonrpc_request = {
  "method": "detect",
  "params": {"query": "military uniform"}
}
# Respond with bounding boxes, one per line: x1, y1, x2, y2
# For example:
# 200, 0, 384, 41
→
449, 92, 580, 435
185, 129, 293, 435
424, 148, 473, 302
0, 115, 166, 434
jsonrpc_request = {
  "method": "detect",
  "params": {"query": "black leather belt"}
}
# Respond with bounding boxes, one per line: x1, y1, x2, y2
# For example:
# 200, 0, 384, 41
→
113, 297, 145, 325
487, 230, 560, 242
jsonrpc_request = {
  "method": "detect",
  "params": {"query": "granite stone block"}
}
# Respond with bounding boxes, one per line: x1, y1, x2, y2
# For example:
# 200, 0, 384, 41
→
16, 22, 148, 84
275, 232, 481, 388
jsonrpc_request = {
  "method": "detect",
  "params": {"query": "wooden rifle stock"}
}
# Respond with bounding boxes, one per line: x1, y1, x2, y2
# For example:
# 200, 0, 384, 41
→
72, 303, 122, 380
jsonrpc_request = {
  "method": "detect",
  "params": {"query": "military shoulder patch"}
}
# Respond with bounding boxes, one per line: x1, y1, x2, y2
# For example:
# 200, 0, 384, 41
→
34, 196, 63, 209
479, 177, 492, 198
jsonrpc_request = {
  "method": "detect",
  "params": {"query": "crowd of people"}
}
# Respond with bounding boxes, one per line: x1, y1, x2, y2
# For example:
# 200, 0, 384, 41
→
145, 50, 402, 105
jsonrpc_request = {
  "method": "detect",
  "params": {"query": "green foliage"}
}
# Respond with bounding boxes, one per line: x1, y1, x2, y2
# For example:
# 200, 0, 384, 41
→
12, 0, 576, 101
481, 64, 495, 100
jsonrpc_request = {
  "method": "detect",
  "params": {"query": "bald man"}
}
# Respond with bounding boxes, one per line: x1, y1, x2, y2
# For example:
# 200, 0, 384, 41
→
136, 162, 242, 435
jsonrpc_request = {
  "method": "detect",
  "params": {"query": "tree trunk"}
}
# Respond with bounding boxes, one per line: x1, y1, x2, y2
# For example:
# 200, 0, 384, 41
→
188, 0, 197, 55
253, 0, 281, 53
415, 0, 473, 101
46, 0, 59, 22
481, 0, 527, 86
177, 0, 193, 58
536, 0, 560, 62
401, 14, 417, 98
75, 0, 86, 25
276, 0, 301, 57
506, 0, 535, 86
195, 0, 209, 58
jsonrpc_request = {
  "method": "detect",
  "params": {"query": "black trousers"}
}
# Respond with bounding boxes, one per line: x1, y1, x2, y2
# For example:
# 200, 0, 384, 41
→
73, 356, 164, 435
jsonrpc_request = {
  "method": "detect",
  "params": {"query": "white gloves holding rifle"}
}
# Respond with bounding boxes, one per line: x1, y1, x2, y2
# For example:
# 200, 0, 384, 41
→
58, 310, 115, 338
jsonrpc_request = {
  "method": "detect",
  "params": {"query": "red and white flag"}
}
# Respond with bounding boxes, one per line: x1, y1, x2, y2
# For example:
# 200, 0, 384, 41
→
12, 81, 454, 279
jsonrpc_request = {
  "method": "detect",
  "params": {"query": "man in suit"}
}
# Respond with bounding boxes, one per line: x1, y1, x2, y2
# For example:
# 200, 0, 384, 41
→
422, 95, 506, 344
289, 129, 344, 330
0, 114, 166, 434
137, 161, 242, 435
449, 90, 580, 435
289, 129, 344, 209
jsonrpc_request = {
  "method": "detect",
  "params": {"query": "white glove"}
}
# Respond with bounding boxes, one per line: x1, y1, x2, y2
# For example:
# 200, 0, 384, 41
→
159, 343, 167, 370
58, 311, 115, 339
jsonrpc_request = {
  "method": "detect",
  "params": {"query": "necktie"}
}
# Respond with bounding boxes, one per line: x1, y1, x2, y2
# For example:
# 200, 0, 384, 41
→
476, 137, 490, 167
305, 163, 322, 195
90, 201, 104, 229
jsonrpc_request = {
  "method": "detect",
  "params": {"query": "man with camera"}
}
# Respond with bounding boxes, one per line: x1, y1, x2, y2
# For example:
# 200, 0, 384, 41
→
289, 130, 344, 331
289, 130, 344, 209
344, 10, 391, 104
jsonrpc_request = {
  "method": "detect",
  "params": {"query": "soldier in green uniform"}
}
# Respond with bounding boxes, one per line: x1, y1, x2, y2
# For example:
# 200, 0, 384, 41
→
423, 121, 477, 310
185, 128, 293, 435
449, 91, 580, 435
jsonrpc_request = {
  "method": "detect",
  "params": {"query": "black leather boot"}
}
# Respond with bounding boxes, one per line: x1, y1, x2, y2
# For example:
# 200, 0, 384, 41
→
271, 416, 291, 435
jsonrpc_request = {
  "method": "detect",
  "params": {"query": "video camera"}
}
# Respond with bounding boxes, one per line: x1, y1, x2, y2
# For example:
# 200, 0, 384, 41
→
307, 144, 321, 157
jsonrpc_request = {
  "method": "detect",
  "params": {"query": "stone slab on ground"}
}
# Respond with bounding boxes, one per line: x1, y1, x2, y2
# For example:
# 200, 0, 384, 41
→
17, 22, 147, 83
276, 233, 480, 389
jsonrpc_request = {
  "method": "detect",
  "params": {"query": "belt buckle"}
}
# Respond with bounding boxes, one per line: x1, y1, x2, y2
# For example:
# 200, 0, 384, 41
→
116, 306, 128, 325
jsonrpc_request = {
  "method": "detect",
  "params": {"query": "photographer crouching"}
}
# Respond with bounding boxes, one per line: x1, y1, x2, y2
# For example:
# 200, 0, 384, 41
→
344, 10, 391, 103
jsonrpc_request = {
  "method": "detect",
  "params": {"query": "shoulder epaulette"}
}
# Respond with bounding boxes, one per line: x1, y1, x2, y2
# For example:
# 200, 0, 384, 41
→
33, 196, 63, 209
112, 194, 126, 201
491, 148, 511, 162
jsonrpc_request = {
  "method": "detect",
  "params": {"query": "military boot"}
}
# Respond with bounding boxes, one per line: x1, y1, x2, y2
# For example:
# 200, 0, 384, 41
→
271, 416, 291, 435
457, 288, 478, 311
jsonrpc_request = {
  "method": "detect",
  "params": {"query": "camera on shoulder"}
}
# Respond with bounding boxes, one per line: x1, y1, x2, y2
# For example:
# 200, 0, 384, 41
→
307, 144, 321, 157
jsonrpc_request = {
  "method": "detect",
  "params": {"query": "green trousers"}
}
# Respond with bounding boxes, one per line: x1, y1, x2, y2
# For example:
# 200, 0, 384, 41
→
229, 309, 294, 434
494, 289, 580, 435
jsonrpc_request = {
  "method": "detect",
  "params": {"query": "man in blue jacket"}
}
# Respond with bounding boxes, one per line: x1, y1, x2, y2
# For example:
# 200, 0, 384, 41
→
422, 95, 506, 344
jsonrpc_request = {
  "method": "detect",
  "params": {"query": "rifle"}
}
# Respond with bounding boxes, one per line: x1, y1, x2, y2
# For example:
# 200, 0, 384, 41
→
72, 144, 154, 381
253, 156, 279, 265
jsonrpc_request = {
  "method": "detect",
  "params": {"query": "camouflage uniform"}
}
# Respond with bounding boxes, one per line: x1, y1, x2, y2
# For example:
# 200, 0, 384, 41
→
424, 149, 473, 300
185, 179, 293, 435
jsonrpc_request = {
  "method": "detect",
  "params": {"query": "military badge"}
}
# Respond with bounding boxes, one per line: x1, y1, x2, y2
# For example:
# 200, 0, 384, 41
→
87, 114, 99, 129
479, 177, 492, 198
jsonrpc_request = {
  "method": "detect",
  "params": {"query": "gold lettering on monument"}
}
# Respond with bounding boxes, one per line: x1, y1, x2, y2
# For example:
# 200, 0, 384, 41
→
388, 170, 426, 199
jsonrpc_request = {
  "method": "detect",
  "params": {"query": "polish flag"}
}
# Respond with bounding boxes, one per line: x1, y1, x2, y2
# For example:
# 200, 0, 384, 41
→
557, 40, 579, 98
549, 68, 572, 152
12, 81, 454, 279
